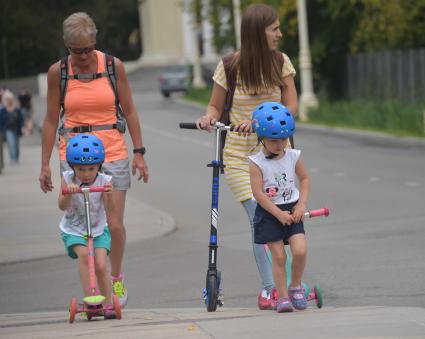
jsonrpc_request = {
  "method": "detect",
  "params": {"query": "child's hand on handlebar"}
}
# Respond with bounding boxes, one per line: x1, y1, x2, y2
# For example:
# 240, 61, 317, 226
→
197, 115, 217, 132
103, 182, 113, 194
65, 183, 80, 194
292, 202, 306, 223
278, 210, 294, 226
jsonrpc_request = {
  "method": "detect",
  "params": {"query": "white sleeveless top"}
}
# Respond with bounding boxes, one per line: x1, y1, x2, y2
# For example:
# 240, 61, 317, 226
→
249, 149, 301, 205
59, 170, 111, 237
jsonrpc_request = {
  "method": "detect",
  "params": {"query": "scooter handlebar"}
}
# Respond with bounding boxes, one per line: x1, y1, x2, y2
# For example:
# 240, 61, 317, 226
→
179, 122, 234, 131
62, 186, 107, 195
304, 208, 329, 218
179, 122, 198, 129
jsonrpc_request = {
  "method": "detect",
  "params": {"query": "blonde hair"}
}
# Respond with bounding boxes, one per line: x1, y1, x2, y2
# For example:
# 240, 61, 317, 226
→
63, 12, 97, 45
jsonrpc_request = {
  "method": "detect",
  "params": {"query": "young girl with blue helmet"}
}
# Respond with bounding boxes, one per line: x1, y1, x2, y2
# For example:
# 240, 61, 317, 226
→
249, 102, 310, 313
58, 134, 116, 317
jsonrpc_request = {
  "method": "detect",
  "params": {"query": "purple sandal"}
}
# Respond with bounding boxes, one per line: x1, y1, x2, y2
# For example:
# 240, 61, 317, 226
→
276, 297, 294, 313
288, 285, 307, 310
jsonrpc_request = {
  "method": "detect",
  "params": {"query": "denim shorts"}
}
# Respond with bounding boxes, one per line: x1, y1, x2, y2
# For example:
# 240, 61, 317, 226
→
60, 158, 131, 190
253, 202, 305, 245
61, 227, 111, 259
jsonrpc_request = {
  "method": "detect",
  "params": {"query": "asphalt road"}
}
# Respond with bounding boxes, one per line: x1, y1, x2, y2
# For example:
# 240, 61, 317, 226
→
1, 80, 424, 314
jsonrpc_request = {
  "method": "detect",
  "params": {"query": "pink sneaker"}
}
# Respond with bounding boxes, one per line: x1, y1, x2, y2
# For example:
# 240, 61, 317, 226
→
257, 290, 273, 310
270, 288, 279, 309
276, 297, 294, 313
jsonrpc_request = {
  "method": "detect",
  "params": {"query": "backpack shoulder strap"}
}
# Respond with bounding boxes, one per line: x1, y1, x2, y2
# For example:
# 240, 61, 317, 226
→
59, 56, 68, 113
104, 53, 120, 108
221, 52, 237, 125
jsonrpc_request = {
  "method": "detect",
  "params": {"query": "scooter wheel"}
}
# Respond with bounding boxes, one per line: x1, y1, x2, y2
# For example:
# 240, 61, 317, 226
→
206, 272, 218, 312
314, 284, 323, 309
112, 295, 122, 319
69, 297, 77, 323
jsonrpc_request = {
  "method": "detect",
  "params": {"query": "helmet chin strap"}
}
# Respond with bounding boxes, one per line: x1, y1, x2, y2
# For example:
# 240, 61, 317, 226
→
260, 140, 278, 159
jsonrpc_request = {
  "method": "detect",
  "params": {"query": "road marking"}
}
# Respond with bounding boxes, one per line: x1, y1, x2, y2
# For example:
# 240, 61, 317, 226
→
335, 172, 345, 177
368, 177, 380, 182
406, 181, 421, 187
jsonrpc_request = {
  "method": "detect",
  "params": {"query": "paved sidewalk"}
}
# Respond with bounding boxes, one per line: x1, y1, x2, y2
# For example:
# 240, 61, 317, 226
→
0, 132, 175, 264
1, 306, 425, 338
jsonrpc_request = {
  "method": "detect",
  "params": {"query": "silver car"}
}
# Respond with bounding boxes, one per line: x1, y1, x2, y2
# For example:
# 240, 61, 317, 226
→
158, 65, 190, 98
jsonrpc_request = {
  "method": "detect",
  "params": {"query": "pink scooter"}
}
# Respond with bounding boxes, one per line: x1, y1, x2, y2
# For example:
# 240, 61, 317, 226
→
265, 207, 330, 308
63, 186, 122, 323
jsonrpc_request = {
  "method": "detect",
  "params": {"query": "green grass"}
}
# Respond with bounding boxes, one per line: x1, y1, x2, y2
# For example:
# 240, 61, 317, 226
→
184, 87, 425, 138
309, 99, 425, 137
184, 86, 212, 106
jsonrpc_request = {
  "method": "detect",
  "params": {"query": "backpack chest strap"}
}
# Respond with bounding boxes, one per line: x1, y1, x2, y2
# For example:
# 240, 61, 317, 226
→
59, 124, 118, 134
66, 72, 108, 80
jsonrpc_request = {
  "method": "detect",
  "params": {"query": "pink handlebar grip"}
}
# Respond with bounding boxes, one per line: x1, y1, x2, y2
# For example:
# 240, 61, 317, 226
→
62, 186, 107, 195
305, 208, 329, 218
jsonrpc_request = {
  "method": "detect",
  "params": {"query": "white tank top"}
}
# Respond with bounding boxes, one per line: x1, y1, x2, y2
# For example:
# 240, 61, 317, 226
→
249, 149, 301, 205
59, 170, 111, 237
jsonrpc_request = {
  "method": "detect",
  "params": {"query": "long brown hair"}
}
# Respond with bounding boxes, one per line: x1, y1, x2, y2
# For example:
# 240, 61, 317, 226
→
233, 4, 283, 95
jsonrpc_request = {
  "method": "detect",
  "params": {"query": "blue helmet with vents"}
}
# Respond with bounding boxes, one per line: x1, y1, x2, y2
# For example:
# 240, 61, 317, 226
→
66, 134, 105, 166
252, 102, 295, 139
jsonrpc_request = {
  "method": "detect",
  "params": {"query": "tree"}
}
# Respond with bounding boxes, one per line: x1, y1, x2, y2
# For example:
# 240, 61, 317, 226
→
0, 0, 140, 78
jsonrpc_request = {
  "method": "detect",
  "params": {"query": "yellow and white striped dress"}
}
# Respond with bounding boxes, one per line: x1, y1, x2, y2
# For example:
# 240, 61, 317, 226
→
212, 53, 296, 202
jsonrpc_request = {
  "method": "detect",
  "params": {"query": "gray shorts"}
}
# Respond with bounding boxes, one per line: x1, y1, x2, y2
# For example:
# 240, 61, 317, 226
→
60, 159, 131, 191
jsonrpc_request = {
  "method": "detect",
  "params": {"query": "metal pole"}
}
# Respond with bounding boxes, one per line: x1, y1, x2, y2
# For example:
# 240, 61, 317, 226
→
233, 0, 241, 50
192, 2, 206, 89
297, 0, 318, 121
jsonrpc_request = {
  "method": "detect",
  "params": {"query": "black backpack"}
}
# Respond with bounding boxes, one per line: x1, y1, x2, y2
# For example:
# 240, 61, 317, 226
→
58, 53, 126, 138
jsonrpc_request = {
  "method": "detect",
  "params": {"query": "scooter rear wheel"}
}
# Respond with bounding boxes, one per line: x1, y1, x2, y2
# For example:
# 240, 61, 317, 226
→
314, 284, 323, 308
112, 295, 122, 319
69, 298, 77, 323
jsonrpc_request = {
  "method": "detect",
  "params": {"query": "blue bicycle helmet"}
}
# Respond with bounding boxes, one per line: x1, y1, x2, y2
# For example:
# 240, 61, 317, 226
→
252, 102, 295, 139
66, 134, 105, 166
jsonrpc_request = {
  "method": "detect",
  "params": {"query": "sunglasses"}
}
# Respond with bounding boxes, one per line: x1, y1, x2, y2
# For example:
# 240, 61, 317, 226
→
68, 45, 96, 55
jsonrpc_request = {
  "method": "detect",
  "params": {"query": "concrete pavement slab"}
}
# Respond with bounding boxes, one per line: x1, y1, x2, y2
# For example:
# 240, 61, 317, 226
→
1, 307, 424, 338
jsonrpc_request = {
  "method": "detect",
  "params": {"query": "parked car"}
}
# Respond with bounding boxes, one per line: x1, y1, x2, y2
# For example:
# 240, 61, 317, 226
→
158, 65, 191, 98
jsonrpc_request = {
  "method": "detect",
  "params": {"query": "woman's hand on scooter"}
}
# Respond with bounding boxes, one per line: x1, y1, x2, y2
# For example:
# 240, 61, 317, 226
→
197, 115, 217, 132
234, 120, 252, 136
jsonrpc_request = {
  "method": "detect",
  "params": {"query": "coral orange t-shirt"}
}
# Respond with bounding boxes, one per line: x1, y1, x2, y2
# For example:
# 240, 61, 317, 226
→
59, 51, 128, 162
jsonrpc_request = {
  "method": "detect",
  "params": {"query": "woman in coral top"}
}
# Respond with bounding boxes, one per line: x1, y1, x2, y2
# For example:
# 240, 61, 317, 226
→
39, 12, 149, 308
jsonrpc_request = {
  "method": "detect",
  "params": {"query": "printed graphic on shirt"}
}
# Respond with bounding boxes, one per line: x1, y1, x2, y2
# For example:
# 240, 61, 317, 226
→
266, 171, 295, 203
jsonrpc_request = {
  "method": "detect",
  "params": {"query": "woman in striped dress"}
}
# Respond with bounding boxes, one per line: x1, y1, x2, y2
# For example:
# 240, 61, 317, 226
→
197, 3, 298, 310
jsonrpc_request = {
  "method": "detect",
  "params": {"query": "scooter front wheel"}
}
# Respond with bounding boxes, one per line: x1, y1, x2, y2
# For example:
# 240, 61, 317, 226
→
206, 272, 219, 312
69, 297, 77, 323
